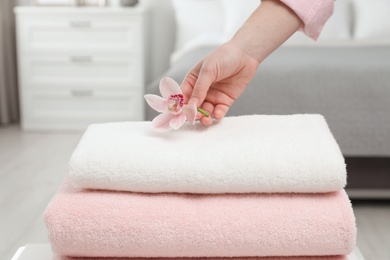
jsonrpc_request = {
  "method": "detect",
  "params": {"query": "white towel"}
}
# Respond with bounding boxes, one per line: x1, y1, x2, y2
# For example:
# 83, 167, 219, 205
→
69, 114, 346, 193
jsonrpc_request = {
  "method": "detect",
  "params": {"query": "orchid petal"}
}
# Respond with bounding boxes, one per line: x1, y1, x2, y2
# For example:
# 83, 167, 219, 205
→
183, 103, 197, 125
169, 113, 186, 130
159, 77, 182, 99
152, 113, 176, 132
144, 94, 168, 113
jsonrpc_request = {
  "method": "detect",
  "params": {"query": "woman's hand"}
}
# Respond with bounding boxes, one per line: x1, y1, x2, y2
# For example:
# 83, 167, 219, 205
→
181, 42, 259, 125
180, 0, 303, 125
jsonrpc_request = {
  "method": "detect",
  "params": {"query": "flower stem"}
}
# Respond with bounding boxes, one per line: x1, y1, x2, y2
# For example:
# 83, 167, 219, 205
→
197, 107, 210, 117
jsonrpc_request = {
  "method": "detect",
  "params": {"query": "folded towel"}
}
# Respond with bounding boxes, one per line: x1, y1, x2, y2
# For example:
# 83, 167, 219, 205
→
69, 114, 346, 193
53, 255, 348, 260
44, 178, 356, 258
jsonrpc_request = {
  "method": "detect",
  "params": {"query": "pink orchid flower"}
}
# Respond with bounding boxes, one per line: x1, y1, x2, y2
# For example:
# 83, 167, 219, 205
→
144, 77, 197, 132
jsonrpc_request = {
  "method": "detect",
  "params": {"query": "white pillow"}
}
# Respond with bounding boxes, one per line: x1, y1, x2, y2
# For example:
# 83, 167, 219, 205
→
353, 0, 390, 40
171, 0, 224, 51
222, 0, 261, 40
284, 0, 352, 46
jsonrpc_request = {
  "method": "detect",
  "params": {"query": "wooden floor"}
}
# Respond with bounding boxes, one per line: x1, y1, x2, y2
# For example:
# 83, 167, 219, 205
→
1, 124, 389, 260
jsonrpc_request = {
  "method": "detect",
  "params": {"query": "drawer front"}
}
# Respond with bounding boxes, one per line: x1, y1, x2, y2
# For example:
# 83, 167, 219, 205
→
17, 14, 142, 52
21, 89, 144, 130
20, 54, 143, 89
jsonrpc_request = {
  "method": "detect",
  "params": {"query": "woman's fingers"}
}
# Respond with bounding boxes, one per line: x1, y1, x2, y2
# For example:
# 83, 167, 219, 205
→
181, 69, 199, 103
199, 101, 214, 125
190, 63, 216, 108
214, 104, 230, 120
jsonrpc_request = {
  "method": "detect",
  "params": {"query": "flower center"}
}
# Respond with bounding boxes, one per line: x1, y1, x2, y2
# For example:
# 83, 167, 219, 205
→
168, 94, 184, 114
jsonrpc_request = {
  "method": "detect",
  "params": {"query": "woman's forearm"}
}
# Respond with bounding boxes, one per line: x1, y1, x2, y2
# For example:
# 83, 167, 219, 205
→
230, 0, 303, 63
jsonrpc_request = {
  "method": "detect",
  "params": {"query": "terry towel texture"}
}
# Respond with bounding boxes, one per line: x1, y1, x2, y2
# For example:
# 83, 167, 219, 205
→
44, 178, 356, 258
53, 255, 348, 260
69, 114, 346, 194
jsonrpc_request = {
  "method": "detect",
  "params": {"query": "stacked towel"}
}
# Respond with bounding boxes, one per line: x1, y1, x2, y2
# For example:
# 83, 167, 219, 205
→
44, 114, 356, 260
68, 114, 346, 193
45, 179, 355, 258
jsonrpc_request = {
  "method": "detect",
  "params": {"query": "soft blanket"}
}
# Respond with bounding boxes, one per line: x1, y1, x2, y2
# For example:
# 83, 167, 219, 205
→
44, 178, 356, 258
69, 114, 346, 193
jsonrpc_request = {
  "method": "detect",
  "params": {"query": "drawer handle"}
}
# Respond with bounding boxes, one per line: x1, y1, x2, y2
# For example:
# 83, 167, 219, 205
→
70, 56, 92, 62
71, 90, 93, 97
69, 21, 91, 28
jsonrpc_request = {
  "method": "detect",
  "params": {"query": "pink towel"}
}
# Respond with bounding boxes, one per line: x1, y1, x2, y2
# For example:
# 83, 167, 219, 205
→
44, 178, 356, 258
53, 255, 348, 260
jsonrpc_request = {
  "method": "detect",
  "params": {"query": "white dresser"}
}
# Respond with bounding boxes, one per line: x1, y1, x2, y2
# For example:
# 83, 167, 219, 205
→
14, 6, 148, 131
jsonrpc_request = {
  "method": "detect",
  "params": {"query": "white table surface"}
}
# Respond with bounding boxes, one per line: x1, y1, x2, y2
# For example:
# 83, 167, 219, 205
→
12, 244, 365, 260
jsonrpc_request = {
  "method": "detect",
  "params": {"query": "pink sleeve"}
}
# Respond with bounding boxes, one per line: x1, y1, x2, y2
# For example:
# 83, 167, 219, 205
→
280, 0, 334, 40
